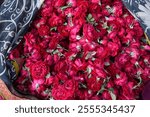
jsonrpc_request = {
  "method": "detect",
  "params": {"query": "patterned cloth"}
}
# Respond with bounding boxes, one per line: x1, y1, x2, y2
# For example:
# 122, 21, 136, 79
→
122, 0, 150, 38
0, 0, 150, 99
0, 0, 44, 97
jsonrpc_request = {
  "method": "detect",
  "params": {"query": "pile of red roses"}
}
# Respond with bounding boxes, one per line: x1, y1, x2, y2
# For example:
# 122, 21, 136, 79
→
10, 0, 150, 100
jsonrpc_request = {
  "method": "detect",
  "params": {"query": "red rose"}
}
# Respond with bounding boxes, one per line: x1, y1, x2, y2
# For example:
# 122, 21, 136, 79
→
69, 42, 81, 53
38, 25, 49, 36
102, 91, 112, 100
113, 1, 123, 16
45, 76, 54, 86
115, 53, 130, 66
119, 82, 135, 100
83, 24, 99, 41
143, 45, 150, 51
125, 47, 140, 59
114, 72, 128, 86
58, 25, 70, 37
67, 0, 77, 7
30, 49, 42, 61
52, 85, 69, 100
54, 60, 68, 72
44, 55, 53, 66
53, 0, 66, 7
41, 7, 53, 17
30, 61, 50, 80
64, 80, 75, 90
24, 32, 37, 46
64, 80, 75, 98
87, 76, 102, 92
34, 18, 47, 29
49, 39, 59, 51
107, 42, 119, 56
49, 34, 62, 49
69, 25, 81, 42
124, 62, 136, 77
96, 46, 110, 59
90, 0, 101, 4
9, 49, 20, 59
48, 14, 64, 27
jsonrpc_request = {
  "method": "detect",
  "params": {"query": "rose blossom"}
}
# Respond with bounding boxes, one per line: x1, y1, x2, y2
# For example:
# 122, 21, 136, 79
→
83, 24, 99, 41
53, 0, 66, 7
48, 13, 64, 27
87, 76, 102, 92
114, 72, 128, 86
119, 82, 135, 100
52, 85, 69, 100
30, 61, 50, 80
38, 25, 49, 36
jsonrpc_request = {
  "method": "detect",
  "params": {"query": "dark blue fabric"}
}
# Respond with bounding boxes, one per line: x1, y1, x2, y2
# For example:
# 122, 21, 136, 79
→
0, 0, 42, 96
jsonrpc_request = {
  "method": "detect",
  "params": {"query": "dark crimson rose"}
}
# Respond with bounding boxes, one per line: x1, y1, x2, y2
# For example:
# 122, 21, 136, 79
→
44, 55, 53, 66
64, 80, 75, 98
69, 42, 81, 53
38, 25, 49, 36
49, 37, 59, 49
107, 42, 119, 56
41, 7, 53, 17
54, 60, 68, 72
64, 80, 75, 90
113, 1, 123, 16
52, 85, 69, 100
67, 0, 77, 7
53, 0, 66, 7
115, 53, 130, 66
45, 76, 54, 86
87, 76, 102, 92
102, 91, 112, 100
9, 49, 20, 59
24, 32, 37, 46
69, 25, 81, 42
58, 26, 70, 37
96, 46, 110, 59
114, 72, 128, 86
34, 18, 47, 29
48, 14, 64, 27
119, 82, 134, 100
30, 61, 50, 80
101, 0, 112, 4
83, 24, 98, 41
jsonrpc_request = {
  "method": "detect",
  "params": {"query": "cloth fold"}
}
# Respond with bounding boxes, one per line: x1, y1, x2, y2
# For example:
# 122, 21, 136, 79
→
0, 0, 44, 98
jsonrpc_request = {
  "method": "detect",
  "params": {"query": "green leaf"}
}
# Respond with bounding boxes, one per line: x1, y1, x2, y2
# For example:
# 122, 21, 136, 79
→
107, 88, 117, 100
88, 13, 92, 19
102, 22, 109, 29
79, 83, 87, 89
52, 49, 59, 54
60, 3, 72, 10
50, 27, 57, 31
90, 18, 95, 22
97, 84, 105, 95
132, 76, 142, 89
86, 67, 92, 74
